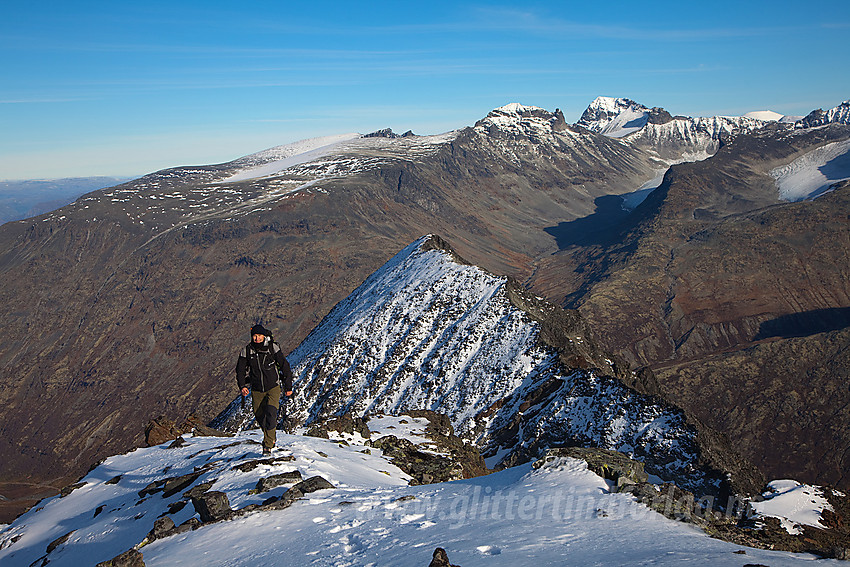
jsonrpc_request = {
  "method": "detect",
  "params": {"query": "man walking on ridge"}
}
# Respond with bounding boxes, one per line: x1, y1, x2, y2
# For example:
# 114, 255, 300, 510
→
236, 324, 294, 455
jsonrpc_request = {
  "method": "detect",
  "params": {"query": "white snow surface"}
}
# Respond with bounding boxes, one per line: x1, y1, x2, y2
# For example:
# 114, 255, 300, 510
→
770, 139, 850, 201
750, 480, 834, 535
0, 428, 834, 566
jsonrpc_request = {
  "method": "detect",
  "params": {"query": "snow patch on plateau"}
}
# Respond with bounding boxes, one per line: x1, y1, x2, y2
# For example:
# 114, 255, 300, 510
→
743, 110, 784, 121
750, 480, 834, 535
221, 134, 361, 183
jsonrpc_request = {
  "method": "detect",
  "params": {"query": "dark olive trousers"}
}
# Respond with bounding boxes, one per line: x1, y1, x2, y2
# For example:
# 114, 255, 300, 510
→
251, 385, 280, 450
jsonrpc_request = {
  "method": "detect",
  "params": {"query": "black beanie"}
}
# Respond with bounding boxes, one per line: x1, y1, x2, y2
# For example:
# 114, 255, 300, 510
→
251, 324, 271, 337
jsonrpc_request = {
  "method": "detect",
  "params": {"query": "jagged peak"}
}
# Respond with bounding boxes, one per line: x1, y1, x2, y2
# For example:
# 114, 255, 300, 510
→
585, 96, 650, 114
474, 103, 569, 139
796, 99, 850, 129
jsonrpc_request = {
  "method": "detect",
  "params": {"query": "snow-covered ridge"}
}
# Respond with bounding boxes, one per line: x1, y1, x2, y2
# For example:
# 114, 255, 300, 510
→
0, 429, 826, 567
285, 235, 546, 433
214, 235, 731, 491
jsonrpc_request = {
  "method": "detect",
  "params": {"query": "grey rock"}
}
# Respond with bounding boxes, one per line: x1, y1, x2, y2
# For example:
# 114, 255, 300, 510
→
428, 547, 460, 567
46, 530, 74, 554
161, 472, 203, 498
146, 516, 175, 541
95, 548, 145, 567
292, 476, 335, 494
191, 491, 232, 523
261, 487, 304, 511
256, 470, 303, 493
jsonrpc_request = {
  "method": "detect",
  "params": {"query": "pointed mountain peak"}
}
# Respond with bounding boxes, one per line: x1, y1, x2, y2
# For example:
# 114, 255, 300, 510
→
577, 97, 656, 138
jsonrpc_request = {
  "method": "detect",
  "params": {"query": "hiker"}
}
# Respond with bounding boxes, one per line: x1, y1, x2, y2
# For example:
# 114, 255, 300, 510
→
236, 324, 294, 455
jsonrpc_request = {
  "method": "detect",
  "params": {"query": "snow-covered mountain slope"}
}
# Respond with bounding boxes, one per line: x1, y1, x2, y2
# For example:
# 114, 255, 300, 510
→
770, 138, 850, 200
212, 235, 750, 496
0, 426, 836, 567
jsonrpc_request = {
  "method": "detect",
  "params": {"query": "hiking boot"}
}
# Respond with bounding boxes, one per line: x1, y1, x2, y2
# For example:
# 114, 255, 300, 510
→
262, 447, 271, 456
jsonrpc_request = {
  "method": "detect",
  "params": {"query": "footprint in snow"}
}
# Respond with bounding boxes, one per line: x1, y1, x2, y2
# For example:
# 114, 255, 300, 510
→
477, 545, 502, 555
340, 533, 365, 554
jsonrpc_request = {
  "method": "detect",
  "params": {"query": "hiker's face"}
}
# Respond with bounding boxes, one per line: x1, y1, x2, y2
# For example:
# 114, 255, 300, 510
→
252, 334, 265, 343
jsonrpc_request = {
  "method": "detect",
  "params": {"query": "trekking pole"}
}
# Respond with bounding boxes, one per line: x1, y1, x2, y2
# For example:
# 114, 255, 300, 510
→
279, 393, 288, 433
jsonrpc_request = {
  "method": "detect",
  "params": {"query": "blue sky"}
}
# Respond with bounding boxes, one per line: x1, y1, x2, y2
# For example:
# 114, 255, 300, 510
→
1, 0, 848, 180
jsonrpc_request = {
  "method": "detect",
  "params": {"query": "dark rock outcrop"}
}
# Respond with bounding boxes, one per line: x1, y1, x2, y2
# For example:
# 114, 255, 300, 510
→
292, 476, 334, 494
191, 491, 232, 523
256, 471, 302, 493
144, 417, 185, 447
146, 516, 175, 541
428, 547, 460, 567
370, 436, 468, 486
231, 454, 295, 473
95, 549, 145, 567
546, 446, 850, 560
46, 530, 74, 554
534, 447, 648, 489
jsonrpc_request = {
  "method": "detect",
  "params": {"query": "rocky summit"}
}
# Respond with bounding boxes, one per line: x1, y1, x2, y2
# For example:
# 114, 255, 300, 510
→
0, 97, 849, 524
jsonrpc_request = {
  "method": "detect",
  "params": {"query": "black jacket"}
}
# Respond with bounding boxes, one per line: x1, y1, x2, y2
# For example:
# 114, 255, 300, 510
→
236, 339, 294, 393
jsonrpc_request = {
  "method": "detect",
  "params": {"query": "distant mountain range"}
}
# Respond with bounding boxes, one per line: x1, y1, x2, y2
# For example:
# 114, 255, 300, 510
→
0, 177, 131, 225
0, 96, 848, 527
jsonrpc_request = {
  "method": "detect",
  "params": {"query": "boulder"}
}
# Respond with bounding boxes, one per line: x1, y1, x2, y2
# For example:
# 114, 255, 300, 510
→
182, 481, 214, 500
181, 414, 233, 438
161, 471, 204, 498
191, 491, 232, 523
46, 530, 74, 554
95, 548, 145, 567
146, 516, 175, 542
428, 547, 460, 567
256, 487, 304, 512
292, 476, 335, 494
304, 425, 330, 439
324, 414, 372, 439
144, 416, 184, 447
256, 471, 303, 493
534, 447, 648, 489
231, 454, 295, 473
370, 435, 468, 485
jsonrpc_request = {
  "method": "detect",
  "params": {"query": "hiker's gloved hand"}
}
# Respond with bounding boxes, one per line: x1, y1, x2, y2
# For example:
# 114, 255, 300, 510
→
241, 387, 250, 397
285, 390, 293, 397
